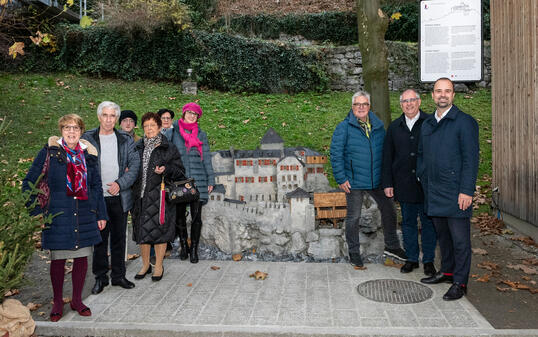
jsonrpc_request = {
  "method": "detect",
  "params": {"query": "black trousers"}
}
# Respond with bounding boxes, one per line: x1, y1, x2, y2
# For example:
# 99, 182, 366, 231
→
431, 216, 471, 285
176, 200, 203, 243
93, 196, 127, 282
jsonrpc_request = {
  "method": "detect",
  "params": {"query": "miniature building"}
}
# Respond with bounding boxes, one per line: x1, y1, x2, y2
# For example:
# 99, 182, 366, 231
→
211, 128, 330, 203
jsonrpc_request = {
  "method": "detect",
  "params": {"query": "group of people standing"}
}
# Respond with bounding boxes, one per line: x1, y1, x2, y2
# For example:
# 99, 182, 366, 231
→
23, 102, 214, 322
331, 77, 479, 302
23, 76, 478, 322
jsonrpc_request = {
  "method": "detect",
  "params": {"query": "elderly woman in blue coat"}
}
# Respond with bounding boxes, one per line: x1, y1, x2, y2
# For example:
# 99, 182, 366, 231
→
23, 114, 107, 322
168, 102, 215, 263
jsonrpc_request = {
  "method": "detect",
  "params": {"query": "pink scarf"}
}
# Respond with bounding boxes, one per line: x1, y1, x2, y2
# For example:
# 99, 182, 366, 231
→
61, 139, 88, 200
178, 119, 203, 160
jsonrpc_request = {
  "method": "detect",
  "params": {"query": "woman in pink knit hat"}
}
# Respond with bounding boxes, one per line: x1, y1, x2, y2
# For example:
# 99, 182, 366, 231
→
167, 102, 215, 263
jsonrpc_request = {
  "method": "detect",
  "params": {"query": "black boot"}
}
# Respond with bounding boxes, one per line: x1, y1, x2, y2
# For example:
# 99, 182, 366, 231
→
179, 239, 189, 261
189, 241, 199, 264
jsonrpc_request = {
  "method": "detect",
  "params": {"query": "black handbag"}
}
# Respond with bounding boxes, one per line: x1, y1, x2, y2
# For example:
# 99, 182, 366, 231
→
167, 178, 200, 204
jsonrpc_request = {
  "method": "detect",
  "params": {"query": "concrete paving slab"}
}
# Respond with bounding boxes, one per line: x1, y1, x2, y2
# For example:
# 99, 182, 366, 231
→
35, 260, 538, 337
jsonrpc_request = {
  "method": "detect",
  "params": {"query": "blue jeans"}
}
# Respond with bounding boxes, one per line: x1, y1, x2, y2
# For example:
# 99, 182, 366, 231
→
345, 189, 401, 255
400, 202, 436, 263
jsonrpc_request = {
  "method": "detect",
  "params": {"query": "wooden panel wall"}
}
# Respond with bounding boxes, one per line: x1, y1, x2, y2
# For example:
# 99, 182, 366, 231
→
491, 0, 538, 226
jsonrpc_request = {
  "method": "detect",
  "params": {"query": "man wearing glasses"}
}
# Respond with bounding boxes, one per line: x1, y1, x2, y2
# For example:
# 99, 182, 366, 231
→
330, 91, 407, 268
381, 89, 437, 277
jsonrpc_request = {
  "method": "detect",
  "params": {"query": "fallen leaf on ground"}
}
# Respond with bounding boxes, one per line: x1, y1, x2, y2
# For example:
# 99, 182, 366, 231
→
522, 276, 531, 281
186, 283, 192, 287
249, 270, 268, 280
242, 119, 250, 124
477, 261, 500, 271
26, 302, 42, 311
472, 248, 488, 255
507, 264, 537, 275
37, 312, 46, 316
476, 274, 491, 282
210, 266, 220, 270
127, 253, 140, 260
383, 258, 403, 269
218, 124, 226, 129
472, 213, 505, 235
4, 289, 20, 297
511, 236, 538, 248
471, 274, 479, 278
64, 265, 73, 274
523, 258, 538, 266
353, 265, 367, 270
63, 297, 71, 303
530, 288, 538, 294
232, 254, 242, 261
496, 286, 513, 292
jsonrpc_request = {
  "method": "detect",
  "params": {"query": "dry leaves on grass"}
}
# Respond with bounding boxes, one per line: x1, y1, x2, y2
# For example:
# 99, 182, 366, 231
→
472, 248, 488, 255
26, 302, 42, 311
249, 270, 268, 280
383, 258, 403, 269
511, 236, 538, 248
232, 254, 242, 261
472, 213, 505, 235
127, 253, 140, 260
507, 264, 537, 275
4, 289, 20, 297
210, 266, 220, 270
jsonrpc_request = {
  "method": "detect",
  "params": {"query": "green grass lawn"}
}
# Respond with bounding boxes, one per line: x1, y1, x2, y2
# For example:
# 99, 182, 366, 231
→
0, 72, 492, 194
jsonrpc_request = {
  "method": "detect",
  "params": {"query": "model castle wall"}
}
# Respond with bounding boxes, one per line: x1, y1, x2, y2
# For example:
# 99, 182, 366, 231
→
201, 128, 386, 259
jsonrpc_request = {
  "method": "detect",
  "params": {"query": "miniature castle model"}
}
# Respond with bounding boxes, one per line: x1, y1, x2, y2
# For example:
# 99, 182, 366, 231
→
201, 128, 385, 259
210, 128, 331, 203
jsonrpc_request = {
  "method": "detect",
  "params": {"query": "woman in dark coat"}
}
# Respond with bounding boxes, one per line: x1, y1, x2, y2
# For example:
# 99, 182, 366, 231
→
23, 114, 107, 322
131, 112, 186, 281
168, 102, 215, 263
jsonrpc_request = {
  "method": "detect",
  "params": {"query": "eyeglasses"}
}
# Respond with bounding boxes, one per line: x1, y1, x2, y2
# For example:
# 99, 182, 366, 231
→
400, 98, 420, 104
185, 111, 199, 116
143, 123, 159, 129
63, 125, 81, 131
352, 103, 370, 108
160, 116, 172, 121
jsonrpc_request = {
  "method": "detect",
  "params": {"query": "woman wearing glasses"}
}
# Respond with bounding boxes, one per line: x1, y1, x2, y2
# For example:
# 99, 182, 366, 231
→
23, 114, 108, 321
131, 112, 185, 281
157, 108, 174, 135
168, 102, 215, 263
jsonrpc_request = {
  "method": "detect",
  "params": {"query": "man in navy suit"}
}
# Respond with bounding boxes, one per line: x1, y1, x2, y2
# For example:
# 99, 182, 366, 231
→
417, 78, 479, 300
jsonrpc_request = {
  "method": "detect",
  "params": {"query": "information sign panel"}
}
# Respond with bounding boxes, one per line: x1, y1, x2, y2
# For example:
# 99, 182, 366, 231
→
420, 0, 483, 82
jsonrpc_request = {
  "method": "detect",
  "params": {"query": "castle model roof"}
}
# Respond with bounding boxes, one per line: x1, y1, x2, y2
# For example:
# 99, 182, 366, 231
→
286, 187, 310, 199
260, 128, 284, 144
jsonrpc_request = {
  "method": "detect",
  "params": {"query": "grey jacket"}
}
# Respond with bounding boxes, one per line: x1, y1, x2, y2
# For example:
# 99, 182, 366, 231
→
82, 127, 140, 212
165, 124, 215, 203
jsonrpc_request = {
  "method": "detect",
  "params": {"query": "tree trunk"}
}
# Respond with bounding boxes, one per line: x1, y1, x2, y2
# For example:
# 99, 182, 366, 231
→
356, 0, 391, 127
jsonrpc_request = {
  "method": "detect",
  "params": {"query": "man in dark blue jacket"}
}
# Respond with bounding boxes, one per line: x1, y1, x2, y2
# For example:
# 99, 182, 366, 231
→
83, 101, 141, 294
331, 91, 407, 267
382, 89, 437, 276
417, 78, 479, 300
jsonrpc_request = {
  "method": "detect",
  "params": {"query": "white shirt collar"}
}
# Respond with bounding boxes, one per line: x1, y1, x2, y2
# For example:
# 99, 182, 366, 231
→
434, 105, 453, 123
57, 138, 87, 149
404, 112, 420, 131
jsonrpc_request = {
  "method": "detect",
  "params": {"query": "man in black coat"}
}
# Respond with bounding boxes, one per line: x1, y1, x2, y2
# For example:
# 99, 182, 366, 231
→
417, 78, 479, 301
382, 89, 437, 277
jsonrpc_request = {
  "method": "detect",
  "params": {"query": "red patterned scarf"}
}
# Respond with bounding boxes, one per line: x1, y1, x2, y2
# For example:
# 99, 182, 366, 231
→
178, 119, 203, 160
61, 139, 88, 200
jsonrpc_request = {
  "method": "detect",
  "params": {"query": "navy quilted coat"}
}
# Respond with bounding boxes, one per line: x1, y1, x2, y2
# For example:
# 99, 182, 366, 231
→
23, 137, 107, 250
166, 122, 215, 203
330, 110, 386, 190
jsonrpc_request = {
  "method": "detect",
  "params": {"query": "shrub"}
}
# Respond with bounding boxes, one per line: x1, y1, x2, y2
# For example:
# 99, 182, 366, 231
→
14, 25, 328, 93
103, 0, 191, 36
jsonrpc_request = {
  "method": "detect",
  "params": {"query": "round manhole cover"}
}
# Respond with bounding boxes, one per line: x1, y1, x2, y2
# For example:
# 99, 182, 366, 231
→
357, 279, 433, 304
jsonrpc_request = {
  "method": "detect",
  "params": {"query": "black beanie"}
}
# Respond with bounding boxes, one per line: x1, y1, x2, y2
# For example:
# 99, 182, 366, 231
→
119, 110, 137, 126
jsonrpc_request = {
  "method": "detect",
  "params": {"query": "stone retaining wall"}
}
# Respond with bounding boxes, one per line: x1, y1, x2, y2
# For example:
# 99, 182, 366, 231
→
323, 41, 491, 92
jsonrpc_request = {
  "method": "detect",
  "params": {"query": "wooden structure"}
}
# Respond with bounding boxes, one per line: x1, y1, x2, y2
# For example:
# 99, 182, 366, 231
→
314, 192, 347, 227
491, 0, 538, 228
